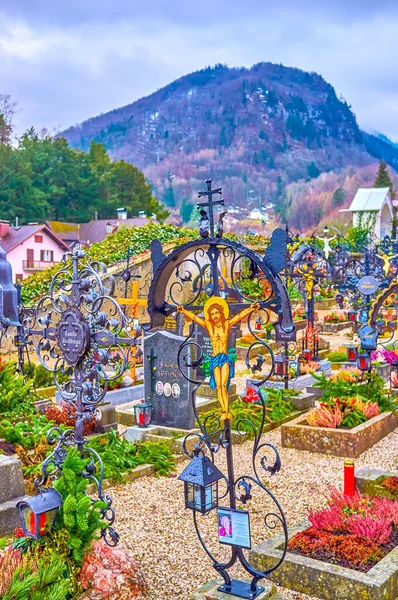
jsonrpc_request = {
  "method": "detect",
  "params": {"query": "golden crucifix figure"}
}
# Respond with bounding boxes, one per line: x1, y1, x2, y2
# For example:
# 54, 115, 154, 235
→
178, 297, 260, 421
376, 252, 398, 276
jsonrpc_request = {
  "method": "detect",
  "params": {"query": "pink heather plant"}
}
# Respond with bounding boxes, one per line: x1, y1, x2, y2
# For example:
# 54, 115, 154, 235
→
308, 502, 347, 533
372, 497, 398, 526
0, 548, 25, 596
347, 515, 392, 546
309, 486, 398, 544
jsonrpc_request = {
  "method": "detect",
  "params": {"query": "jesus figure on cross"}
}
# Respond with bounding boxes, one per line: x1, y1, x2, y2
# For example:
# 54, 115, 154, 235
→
178, 297, 260, 421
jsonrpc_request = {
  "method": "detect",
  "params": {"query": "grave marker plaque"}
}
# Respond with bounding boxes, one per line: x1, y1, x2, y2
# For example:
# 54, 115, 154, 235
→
144, 330, 194, 429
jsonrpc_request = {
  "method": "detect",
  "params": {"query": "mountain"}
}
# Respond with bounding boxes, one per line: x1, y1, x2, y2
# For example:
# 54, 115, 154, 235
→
61, 62, 398, 230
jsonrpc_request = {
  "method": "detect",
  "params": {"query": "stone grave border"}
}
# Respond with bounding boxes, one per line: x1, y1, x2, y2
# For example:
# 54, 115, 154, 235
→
249, 521, 398, 600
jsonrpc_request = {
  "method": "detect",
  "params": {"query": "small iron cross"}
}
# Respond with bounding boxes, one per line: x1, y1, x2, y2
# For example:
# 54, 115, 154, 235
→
197, 179, 224, 238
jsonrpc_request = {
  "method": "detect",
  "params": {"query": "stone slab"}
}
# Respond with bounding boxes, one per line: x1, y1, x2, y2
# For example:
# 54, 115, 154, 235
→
355, 467, 398, 498
250, 521, 398, 600
189, 579, 277, 600
97, 402, 116, 429
281, 411, 398, 458
56, 384, 144, 407
0, 495, 29, 535
0, 455, 25, 503
318, 322, 351, 333
288, 392, 316, 411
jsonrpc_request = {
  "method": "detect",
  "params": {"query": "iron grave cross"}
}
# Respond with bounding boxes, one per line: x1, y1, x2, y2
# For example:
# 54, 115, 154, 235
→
197, 179, 224, 238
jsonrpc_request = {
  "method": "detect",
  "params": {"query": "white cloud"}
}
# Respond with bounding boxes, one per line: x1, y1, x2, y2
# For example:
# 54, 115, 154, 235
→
0, 2, 398, 140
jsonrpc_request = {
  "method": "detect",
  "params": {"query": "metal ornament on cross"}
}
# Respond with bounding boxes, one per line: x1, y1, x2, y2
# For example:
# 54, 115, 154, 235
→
14, 247, 140, 546
146, 179, 295, 599
197, 179, 225, 238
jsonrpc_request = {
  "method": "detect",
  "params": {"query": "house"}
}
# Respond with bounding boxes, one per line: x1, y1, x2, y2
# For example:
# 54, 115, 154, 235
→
249, 208, 268, 221
46, 208, 153, 248
340, 188, 396, 240
0, 221, 70, 282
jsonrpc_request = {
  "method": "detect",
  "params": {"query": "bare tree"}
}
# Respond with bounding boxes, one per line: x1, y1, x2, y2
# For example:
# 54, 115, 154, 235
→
0, 95, 18, 145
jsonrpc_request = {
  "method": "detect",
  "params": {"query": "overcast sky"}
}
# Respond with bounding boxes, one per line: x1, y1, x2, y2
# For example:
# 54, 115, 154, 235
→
1, 0, 398, 140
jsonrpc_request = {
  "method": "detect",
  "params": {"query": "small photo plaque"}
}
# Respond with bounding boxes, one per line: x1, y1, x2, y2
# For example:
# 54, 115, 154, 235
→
217, 507, 251, 549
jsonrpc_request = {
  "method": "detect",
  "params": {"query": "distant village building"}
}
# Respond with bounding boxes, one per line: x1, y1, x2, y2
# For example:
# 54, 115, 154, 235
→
341, 187, 396, 240
249, 208, 268, 221
0, 221, 69, 281
46, 208, 152, 249
0, 208, 153, 282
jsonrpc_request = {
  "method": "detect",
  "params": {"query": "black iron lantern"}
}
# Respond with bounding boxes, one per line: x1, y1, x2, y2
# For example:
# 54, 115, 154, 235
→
17, 489, 62, 540
178, 452, 224, 515
274, 353, 287, 377
346, 345, 357, 362
134, 401, 152, 427
348, 309, 357, 323
356, 351, 371, 372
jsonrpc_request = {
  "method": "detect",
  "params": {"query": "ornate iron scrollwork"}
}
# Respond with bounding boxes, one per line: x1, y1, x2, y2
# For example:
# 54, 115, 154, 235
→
146, 180, 294, 598
22, 248, 139, 546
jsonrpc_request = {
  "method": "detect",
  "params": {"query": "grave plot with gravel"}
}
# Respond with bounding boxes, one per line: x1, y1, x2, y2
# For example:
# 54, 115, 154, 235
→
110, 428, 398, 600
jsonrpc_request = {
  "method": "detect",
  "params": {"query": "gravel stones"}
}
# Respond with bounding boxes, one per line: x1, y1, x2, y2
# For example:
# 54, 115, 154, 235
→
110, 426, 398, 600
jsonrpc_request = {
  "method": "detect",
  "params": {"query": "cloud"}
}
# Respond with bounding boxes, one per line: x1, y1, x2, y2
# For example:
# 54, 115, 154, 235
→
1, 0, 398, 141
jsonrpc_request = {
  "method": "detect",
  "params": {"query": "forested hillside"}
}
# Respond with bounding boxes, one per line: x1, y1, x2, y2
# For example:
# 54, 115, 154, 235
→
0, 128, 168, 224
61, 62, 398, 229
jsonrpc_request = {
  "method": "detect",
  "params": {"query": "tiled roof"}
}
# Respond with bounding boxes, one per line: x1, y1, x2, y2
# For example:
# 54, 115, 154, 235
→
47, 218, 152, 245
0, 224, 70, 253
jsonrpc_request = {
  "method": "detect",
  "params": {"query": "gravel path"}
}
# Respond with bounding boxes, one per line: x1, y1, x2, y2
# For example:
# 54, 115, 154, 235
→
111, 427, 398, 600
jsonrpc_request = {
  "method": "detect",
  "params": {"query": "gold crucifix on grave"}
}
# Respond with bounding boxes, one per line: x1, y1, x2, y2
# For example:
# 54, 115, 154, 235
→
117, 280, 147, 381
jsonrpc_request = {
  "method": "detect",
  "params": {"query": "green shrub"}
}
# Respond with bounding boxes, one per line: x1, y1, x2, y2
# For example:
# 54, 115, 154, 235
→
53, 448, 109, 565
34, 365, 54, 388
328, 351, 348, 363
2, 553, 70, 600
0, 359, 37, 415
88, 429, 176, 481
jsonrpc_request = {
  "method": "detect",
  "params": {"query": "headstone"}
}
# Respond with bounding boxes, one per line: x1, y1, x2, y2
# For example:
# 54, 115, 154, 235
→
0, 455, 27, 535
144, 330, 194, 429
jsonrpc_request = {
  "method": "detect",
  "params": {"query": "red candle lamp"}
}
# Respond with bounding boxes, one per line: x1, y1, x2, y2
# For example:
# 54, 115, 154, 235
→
134, 401, 153, 428
274, 353, 287, 377
356, 352, 370, 372
348, 309, 357, 323
17, 489, 62, 540
344, 459, 355, 497
346, 345, 357, 362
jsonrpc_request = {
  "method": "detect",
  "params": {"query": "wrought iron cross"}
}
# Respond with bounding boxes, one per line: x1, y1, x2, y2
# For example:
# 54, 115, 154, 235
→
197, 179, 224, 238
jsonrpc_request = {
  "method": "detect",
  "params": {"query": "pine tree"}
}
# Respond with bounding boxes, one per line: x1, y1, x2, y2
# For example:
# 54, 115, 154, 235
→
373, 160, 396, 200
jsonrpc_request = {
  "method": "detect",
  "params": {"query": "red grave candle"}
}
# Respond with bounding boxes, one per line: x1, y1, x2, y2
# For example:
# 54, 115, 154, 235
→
344, 459, 355, 497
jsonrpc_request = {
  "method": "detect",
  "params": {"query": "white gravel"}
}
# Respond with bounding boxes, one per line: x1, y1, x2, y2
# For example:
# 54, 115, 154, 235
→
111, 427, 398, 600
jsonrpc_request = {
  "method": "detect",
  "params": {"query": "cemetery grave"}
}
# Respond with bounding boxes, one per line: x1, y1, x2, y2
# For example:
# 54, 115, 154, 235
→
2, 182, 398, 600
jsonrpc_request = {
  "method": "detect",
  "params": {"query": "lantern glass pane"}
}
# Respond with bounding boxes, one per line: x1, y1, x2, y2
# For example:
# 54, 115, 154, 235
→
21, 505, 35, 536
186, 482, 195, 509
211, 482, 218, 508
43, 508, 57, 533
